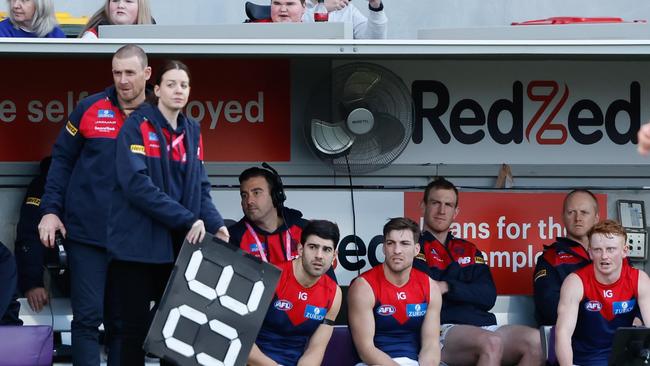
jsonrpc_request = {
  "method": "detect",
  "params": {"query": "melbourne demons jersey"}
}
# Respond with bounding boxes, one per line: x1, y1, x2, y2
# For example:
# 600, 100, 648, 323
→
572, 263, 639, 366
256, 260, 338, 366
360, 265, 431, 361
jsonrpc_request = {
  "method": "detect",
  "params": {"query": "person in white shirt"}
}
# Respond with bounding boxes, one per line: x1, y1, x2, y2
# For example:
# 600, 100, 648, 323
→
302, 0, 387, 39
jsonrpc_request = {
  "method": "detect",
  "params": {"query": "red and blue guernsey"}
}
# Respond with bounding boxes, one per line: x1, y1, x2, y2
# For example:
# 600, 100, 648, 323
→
361, 265, 431, 361
41, 86, 126, 248
572, 263, 639, 366
256, 261, 338, 366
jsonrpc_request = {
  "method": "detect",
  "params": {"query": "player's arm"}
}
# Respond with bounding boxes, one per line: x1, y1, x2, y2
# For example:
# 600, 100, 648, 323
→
533, 253, 563, 325
297, 286, 342, 366
247, 344, 279, 366
555, 273, 583, 366
443, 249, 497, 310
418, 278, 442, 366
348, 277, 399, 366
636, 270, 650, 323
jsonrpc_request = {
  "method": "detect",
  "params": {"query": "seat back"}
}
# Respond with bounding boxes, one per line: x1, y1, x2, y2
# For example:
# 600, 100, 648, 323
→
322, 325, 360, 366
0, 325, 53, 366
245, 1, 271, 22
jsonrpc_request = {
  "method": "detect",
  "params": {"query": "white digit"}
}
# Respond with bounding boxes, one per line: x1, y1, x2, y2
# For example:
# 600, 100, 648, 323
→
162, 305, 207, 357
184, 251, 265, 316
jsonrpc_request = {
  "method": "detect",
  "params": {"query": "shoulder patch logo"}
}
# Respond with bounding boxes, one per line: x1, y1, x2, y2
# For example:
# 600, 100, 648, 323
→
66, 121, 78, 136
534, 269, 547, 282
25, 197, 41, 206
130, 144, 145, 155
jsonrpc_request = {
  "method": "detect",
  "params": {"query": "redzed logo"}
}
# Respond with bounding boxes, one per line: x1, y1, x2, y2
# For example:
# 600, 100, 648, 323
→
412, 80, 639, 146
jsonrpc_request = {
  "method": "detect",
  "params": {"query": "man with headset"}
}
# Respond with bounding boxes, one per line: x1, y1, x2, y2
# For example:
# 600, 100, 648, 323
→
229, 164, 308, 265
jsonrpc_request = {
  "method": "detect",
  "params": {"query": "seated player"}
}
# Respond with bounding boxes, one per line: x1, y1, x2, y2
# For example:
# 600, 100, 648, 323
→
248, 219, 342, 366
419, 177, 543, 365
348, 217, 442, 366
556, 220, 650, 366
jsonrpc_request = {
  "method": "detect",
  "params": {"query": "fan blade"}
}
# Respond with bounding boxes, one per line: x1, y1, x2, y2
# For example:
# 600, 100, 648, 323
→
310, 119, 355, 156
341, 70, 382, 109
373, 113, 407, 154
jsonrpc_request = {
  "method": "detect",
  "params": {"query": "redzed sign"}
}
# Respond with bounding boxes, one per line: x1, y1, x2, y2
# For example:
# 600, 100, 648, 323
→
404, 191, 608, 295
0, 57, 291, 162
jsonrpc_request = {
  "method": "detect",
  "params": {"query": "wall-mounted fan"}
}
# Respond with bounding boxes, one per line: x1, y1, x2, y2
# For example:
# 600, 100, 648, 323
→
305, 63, 414, 174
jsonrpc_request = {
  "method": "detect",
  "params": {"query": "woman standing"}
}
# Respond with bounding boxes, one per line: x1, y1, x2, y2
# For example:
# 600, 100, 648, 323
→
108, 60, 229, 364
80, 0, 153, 39
0, 0, 64, 37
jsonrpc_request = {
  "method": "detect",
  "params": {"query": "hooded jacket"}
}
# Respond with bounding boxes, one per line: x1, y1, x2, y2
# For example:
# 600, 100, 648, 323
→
229, 207, 307, 265
108, 103, 224, 263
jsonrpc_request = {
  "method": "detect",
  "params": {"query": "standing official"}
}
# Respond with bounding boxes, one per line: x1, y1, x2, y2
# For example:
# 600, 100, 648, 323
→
38, 44, 151, 365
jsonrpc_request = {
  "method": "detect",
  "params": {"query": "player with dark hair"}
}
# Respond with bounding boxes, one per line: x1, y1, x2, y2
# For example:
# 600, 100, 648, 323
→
229, 166, 308, 265
249, 219, 342, 366
556, 220, 650, 366
348, 217, 442, 366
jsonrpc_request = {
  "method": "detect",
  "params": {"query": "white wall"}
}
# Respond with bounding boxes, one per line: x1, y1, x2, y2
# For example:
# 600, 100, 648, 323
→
29, 0, 650, 39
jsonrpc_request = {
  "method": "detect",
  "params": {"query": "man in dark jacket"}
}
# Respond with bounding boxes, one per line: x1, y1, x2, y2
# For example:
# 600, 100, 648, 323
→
37, 44, 151, 366
229, 166, 307, 265
0, 241, 22, 325
419, 177, 542, 366
533, 189, 599, 326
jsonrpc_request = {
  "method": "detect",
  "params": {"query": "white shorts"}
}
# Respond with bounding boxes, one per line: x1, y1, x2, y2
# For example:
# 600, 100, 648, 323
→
356, 357, 419, 366
439, 323, 503, 345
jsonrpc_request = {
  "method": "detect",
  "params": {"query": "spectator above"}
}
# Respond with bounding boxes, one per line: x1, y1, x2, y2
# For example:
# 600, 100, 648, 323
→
302, 0, 387, 39
0, 0, 64, 38
268, 0, 305, 23
80, 0, 153, 39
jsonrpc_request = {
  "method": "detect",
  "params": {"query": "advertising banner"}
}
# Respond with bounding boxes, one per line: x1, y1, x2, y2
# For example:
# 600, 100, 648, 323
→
0, 58, 291, 162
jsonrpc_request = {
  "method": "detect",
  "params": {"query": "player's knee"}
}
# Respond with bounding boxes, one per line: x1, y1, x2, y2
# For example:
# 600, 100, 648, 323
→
478, 332, 503, 356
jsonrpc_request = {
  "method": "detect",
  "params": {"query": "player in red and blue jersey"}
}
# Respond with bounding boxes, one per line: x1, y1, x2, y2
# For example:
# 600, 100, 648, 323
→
556, 219, 650, 366
249, 219, 342, 366
348, 217, 442, 366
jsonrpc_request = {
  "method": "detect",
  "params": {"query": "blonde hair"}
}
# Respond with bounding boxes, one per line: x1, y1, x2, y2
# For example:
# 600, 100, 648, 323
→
8, 0, 59, 37
80, 0, 153, 38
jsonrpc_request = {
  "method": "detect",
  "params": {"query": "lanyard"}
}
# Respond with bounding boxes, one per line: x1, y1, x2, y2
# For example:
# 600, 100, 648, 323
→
245, 222, 292, 263
169, 132, 186, 162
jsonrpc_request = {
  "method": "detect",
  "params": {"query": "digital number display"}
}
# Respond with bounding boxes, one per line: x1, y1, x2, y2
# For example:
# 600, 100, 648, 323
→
145, 234, 281, 366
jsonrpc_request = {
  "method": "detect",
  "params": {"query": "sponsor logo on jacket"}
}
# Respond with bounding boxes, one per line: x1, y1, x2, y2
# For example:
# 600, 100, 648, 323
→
98, 109, 115, 118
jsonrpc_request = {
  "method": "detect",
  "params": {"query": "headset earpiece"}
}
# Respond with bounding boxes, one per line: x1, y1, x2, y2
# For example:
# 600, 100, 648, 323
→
262, 162, 286, 208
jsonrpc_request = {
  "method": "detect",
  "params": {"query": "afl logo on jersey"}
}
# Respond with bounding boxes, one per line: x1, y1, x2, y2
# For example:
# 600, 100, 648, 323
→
585, 300, 602, 312
274, 299, 293, 311
377, 305, 396, 316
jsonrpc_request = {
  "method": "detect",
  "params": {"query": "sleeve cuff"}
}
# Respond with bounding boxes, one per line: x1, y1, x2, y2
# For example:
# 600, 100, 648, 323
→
369, 1, 384, 11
